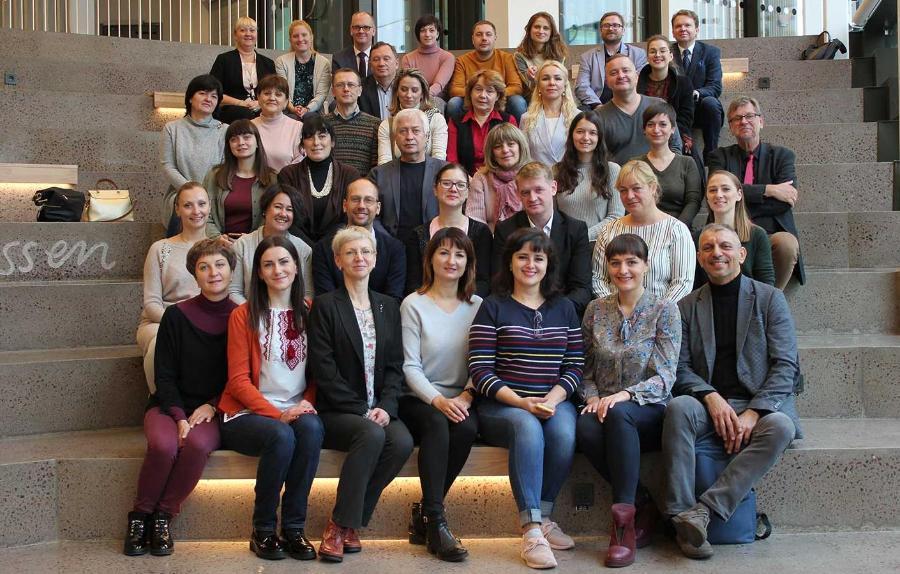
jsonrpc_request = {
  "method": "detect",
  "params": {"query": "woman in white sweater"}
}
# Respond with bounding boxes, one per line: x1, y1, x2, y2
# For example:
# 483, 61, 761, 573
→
377, 68, 448, 165
399, 227, 482, 562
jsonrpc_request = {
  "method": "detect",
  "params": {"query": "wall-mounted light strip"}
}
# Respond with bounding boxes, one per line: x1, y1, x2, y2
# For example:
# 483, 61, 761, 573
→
722, 58, 749, 74
0, 163, 78, 185
152, 91, 185, 111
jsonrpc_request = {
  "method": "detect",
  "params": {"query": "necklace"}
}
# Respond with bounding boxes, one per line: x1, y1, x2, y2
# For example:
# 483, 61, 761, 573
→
308, 162, 334, 198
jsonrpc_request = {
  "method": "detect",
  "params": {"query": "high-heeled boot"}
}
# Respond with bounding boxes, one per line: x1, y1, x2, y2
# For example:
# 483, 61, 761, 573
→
424, 513, 468, 562
605, 503, 636, 568
408, 502, 426, 545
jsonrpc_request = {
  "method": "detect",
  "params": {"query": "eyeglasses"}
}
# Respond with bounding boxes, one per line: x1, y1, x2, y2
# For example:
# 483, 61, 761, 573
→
533, 310, 544, 339
334, 82, 360, 90
647, 48, 670, 55
343, 248, 375, 258
351, 25, 373, 32
347, 196, 378, 206
600, 23, 623, 30
729, 112, 762, 124
437, 180, 469, 191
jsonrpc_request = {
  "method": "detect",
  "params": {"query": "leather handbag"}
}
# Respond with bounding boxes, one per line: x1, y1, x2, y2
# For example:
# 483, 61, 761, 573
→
32, 187, 86, 222
83, 178, 135, 222
800, 31, 847, 60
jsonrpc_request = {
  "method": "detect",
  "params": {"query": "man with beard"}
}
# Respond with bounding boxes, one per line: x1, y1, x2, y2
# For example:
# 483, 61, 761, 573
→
575, 11, 647, 109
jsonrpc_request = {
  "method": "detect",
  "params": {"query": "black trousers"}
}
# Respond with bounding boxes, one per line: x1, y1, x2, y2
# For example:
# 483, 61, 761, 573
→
398, 396, 479, 516
320, 412, 414, 529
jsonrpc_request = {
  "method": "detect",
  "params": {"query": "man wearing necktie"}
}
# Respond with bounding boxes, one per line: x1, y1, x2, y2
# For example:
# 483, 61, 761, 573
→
331, 12, 376, 78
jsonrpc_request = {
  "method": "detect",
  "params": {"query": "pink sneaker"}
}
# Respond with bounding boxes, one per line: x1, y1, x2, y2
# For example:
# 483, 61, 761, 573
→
521, 535, 557, 569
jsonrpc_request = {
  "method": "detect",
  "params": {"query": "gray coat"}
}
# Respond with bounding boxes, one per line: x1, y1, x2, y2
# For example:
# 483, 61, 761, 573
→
367, 156, 448, 237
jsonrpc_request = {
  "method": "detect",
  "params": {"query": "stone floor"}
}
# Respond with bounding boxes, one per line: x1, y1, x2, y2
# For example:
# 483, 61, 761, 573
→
2, 533, 899, 574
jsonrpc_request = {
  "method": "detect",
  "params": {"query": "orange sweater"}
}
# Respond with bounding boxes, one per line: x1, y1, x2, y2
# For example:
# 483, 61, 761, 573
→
448, 50, 523, 99
219, 303, 315, 419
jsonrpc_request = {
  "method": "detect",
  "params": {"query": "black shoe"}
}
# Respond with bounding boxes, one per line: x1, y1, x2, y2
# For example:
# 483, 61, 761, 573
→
150, 511, 174, 556
250, 529, 288, 560
425, 514, 468, 562
123, 511, 150, 556
282, 528, 317, 560
408, 502, 426, 545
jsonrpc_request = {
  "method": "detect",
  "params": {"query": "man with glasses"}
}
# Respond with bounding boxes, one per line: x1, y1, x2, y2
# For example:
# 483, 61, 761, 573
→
492, 162, 591, 317
708, 96, 804, 289
312, 178, 406, 300
575, 11, 647, 110
332, 12, 376, 78
324, 68, 381, 176
672, 9, 723, 161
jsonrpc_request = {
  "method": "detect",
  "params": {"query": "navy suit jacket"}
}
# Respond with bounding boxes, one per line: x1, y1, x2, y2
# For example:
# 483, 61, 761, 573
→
673, 41, 722, 100
358, 75, 384, 119
331, 46, 372, 77
312, 224, 406, 302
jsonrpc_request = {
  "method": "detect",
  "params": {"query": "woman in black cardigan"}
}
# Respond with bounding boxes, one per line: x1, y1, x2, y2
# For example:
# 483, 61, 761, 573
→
210, 16, 276, 124
636, 35, 695, 154
308, 226, 414, 562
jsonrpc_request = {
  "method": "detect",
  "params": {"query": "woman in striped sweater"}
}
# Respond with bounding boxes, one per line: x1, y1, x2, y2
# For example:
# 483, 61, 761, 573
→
468, 227, 584, 569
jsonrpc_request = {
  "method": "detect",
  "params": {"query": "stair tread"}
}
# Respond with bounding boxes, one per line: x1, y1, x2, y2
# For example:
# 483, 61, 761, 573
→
0, 345, 140, 365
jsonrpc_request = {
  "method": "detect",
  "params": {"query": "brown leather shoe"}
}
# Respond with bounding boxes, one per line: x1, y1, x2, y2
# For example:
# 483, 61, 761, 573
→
318, 519, 344, 562
343, 527, 362, 553
605, 503, 636, 568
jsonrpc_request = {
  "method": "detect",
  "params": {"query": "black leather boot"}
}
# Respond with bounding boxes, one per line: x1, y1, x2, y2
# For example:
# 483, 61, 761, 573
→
150, 511, 174, 556
123, 511, 150, 556
250, 529, 287, 560
408, 502, 426, 545
282, 528, 317, 560
425, 514, 468, 562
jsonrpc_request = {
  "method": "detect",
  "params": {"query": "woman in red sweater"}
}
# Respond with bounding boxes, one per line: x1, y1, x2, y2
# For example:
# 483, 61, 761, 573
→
219, 235, 324, 561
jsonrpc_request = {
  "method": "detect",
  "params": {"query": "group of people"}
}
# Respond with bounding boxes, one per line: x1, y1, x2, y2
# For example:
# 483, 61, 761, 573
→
134, 7, 806, 570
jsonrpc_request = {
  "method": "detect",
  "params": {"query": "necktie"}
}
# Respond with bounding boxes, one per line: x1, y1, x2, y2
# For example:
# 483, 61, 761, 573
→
682, 49, 691, 71
357, 51, 367, 78
743, 153, 755, 185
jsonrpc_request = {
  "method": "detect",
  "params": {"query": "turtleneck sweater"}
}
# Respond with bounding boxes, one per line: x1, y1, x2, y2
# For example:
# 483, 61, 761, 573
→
252, 114, 303, 172
400, 44, 456, 97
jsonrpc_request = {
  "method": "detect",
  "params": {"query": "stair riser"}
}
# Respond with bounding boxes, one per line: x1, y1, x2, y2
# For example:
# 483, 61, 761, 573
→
719, 124, 877, 164
720, 89, 864, 124
787, 270, 898, 335
0, 461, 57, 548
724, 60, 854, 92
797, 346, 900, 418
796, 212, 900, 269
794, 163, 893, 212
0, 88, 169, 132
0, 130, 159, 173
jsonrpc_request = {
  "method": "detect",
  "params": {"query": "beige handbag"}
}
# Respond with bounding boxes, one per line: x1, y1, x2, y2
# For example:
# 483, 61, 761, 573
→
83, 178, 134, 222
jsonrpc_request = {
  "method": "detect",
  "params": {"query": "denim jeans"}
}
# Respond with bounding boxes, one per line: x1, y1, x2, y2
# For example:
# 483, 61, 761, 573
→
220, 412, 324, 532
476, 398, 577, 526
445, 94, 527, 124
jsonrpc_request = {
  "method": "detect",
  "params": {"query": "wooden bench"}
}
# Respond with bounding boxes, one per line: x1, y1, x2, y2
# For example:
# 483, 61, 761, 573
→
0, 163, 78, 185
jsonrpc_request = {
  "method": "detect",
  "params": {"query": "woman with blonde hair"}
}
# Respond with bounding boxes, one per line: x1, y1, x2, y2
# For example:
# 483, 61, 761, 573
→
515, 12, 569, 96
209, 17, 276, 124
465, 123, 531, 231
274, 19, 332, 119
377, 68, 449, 164
520, 60, 579, 166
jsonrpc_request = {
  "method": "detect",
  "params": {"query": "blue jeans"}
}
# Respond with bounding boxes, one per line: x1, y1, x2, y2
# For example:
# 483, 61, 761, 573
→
220, 412, 324, 532
445, 94, 528, 124
445, 97, 464, 122
476, 398, 577, 526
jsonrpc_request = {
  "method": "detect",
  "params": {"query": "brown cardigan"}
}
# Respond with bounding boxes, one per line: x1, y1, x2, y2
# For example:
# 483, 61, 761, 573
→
277, 157, 361, 244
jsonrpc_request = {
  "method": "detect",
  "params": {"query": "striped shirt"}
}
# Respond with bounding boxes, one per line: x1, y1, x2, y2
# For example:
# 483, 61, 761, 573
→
468, 295, 583, 399
591, 215, 695, 302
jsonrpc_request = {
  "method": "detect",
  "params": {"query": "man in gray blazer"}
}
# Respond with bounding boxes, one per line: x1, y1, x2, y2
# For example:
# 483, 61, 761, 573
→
574, 11, 647, 109
367, 108, 447, 251
663, 223, 801, 559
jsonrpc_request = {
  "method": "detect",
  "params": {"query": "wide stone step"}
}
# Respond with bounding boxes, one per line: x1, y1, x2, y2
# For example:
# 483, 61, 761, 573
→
724, 59, 854, 92
0, 128, 159, 173
0, 87, 167, 131
0, 346, 146, 438
705, 35, 821, 61
719, 122, 877, 164
720, 88, 864, 125
0, 223, 160, 281
786, 269, 898, 335
796, 211, 900, 269
0, 279, 141, 351
795, 162, 893, 212
1, 418, 896, 547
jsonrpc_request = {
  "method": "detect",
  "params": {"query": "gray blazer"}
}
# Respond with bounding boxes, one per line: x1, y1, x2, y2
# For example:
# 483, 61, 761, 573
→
274, 52, 332, 113
367, 156, 447, 237
674, 275, 802, 437
575, 43, 648, 107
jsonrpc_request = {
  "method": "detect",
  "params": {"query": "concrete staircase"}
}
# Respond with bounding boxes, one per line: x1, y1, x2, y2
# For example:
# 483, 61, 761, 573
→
0, 29, 897, 559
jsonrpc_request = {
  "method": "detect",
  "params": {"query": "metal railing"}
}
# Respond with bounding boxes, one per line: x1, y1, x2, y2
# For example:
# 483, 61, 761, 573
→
2, 0, 308, 50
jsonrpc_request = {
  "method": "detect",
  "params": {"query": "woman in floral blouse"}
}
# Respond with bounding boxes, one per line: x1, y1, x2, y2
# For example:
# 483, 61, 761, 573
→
575, 233, 681, 568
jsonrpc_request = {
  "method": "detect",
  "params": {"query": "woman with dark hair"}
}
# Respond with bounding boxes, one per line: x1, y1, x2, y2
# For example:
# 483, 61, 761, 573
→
554, 110, 624, 241
203, 119, 278, 243
377, 68, 449, 164
637, 102, 702, 228
219, 235, 324, 561
275, 19, 332, 119
278, 114, 361, 244
514, 12, 569, 97
637, 35, 695, 154
469, 227, 583, 569
210, 16, 276, 124
309, 226, 414, 562
251, 74, 304, 172
400, 15, 455, 102
576, 233, 681, 568
160, 74, 227, 229
399, 227, 482, 561
407, 163, 492, 296
230, 185, 313, 304
466, 123, 531, 231
124, 238, 238, 557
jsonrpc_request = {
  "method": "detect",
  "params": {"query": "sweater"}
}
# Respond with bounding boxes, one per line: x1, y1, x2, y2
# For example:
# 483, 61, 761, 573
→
596, 95, 680, 164
555, 162, 624, 242
468, 295, 583, 399
228, 227, 314, 304
159, 115, 227, 226
400, 292, 483, 403
202, 168, 267, 238
377, 109, 449, 164
401, 46, 456, 97
138, 238, 199, 327
251, 114, 303, 172
639, 153, 702, 228
466, 169, 521, 231
449, 50, 523, 99
323, 110, 381, 177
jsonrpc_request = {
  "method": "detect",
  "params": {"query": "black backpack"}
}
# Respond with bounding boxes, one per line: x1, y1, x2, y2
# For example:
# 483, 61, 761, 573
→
32, 187, 86, 222
800, 31, 847, 60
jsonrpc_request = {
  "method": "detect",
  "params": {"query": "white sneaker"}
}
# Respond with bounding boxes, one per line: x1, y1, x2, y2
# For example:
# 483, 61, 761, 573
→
540, 520, 575, 550
521, 535, 557, 569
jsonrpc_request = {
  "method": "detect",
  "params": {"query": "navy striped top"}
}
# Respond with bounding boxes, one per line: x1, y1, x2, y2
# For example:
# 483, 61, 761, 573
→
468, 295, 584, 399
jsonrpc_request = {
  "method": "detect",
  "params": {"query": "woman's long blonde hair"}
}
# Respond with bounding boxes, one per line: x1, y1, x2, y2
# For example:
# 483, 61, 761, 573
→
521, 60, 578, 133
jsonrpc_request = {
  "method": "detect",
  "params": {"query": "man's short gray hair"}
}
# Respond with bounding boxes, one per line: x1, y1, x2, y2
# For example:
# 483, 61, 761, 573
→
391, 108, 429, 139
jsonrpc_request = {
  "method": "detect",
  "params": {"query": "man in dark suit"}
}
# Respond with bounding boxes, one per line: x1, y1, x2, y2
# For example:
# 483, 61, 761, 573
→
672, 9, 723, 160
492, 161, 592, 316
663, 224, 801, 559
331, 11, 376, 78
357, 42, 398, 121
312, 178, 406, 301
708, 96, 804, 289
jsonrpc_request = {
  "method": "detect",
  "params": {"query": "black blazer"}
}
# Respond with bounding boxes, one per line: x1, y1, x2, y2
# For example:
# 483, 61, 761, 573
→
672, 41, 722, 100
637, 65, 695, 141
358, 75, 385, 119
406, 219, 493, 297
309, 287, 404, 418
492, 210, 592, 317
332, 46, 371, 77
210, 49, 276, 102
312, 224, 407, 302
707, 142, 805, 284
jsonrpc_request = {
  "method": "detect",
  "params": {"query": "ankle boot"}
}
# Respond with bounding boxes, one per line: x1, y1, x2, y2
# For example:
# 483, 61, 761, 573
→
123, 511, 150, 556
605, 503, 636, 568
634, 489, 659, 548
408, 502, 426, 545
425, 514, 468, 562
150, 511, 174, 556
318, 519, 345, 562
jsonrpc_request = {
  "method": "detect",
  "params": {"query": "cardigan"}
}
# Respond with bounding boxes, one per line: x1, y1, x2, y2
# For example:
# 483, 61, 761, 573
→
209, 49, 276, 103
138, 239, 199, 327
406, 217, 493, 297
274, 51, 332, 113
202, 167, 267, 238
447, 110, 515, 175
228, 227, 314, 304
277, 157, 361, 244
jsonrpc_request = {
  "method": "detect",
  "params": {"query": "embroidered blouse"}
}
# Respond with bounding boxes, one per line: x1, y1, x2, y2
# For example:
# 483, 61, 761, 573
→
258, 308, 308, 410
